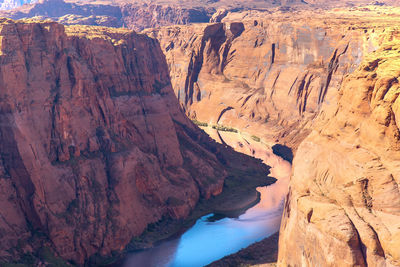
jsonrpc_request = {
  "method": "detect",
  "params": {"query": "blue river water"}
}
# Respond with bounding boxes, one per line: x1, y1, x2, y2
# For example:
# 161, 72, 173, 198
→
122, 176, 288, 267
123, 137, 292, 267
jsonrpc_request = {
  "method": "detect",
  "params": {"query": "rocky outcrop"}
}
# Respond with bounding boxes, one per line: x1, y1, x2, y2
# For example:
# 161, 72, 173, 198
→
141, 8, 400, 266
0, 0, 124, 27
120, 4, 212, 31
278, 38, 400, 266
0, 0, 213, 31
2, 0, 399, 33
0, 19, 269, 265
145, 10, 396, 148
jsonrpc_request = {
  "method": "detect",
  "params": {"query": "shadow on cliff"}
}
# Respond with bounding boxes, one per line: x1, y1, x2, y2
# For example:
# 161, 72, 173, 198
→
271, 144, 293, 163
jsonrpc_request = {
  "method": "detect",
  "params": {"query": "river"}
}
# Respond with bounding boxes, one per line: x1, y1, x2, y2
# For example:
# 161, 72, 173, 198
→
122, 130, 291, 267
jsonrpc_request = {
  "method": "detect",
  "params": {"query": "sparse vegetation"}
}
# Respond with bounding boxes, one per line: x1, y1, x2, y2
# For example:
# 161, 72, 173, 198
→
192, 119, 208, 127
38, 247, 71, 267
212, 124, 238, 133
251, 135, 261, 142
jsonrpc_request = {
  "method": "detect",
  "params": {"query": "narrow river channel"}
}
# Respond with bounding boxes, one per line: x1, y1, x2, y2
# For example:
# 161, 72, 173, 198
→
123, 130, 292, 267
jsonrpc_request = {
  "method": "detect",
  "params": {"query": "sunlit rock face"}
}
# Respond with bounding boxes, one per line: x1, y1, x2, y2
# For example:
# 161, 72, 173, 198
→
0, 19, 270, 265
145, 9, 396, 148
0, 0, 213, 30
278, 37, 400, 267
143, 7, 400, 266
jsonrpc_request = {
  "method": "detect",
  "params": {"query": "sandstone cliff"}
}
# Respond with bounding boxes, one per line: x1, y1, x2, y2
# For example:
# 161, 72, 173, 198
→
140, 7, 400, 266
145, 8, 400, 148
278, 35, 400, 266
0, 0, 213, 31
2, 0, 399, 35
0, 19, 269, 265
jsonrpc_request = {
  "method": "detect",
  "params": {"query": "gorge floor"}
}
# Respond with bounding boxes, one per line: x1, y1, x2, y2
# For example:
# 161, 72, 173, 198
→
118, 128, 292, 267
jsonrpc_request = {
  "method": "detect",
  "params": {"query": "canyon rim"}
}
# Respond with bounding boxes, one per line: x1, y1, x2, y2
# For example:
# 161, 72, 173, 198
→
0, 1, 399, 267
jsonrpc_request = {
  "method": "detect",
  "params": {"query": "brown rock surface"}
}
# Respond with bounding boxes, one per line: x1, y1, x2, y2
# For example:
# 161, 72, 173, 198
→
0, 19, 269, 265
0, 0, 213, 31
4, 0, 400, 33
278, 36, 400, 266
139, 7, 400, 266
145, 7, 400, 148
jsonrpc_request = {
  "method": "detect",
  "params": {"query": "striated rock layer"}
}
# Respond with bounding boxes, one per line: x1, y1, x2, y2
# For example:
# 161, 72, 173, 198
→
0, 19, 268, 265
0, 0, 214, 31
278, 37, 400, 266
4, 0, 400, 32
145, 7, 400, 148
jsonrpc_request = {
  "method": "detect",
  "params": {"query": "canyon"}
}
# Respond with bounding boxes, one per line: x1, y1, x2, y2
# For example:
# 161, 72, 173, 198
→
146, 6, 400, 266
0, 0, 213, 30
0, 1, 399, 267
1, 0, 399, 32
146, 5, 400, 149
0, 19, 271, 265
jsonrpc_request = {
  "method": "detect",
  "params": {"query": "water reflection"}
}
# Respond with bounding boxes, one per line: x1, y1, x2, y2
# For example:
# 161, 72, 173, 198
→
123, 183, 285, 267
123, 131, 291, 267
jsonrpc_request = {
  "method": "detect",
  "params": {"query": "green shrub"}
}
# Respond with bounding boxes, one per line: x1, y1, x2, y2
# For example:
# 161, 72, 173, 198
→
192, 119, 208, 127
212, 125, 238, 133
251, 135, 261, 142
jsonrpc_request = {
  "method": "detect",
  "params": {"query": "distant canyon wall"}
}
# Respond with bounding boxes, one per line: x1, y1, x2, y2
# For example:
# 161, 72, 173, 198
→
146, 14, 389, 148
0, 0, 213, 31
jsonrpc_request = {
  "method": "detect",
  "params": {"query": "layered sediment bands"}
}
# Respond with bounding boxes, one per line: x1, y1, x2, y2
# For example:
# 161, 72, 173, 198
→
0, 0, 213, 31
144, 11, 395, 148
278, 41, 400, 266
0, 19, 268, 264
0, 0, 124, 27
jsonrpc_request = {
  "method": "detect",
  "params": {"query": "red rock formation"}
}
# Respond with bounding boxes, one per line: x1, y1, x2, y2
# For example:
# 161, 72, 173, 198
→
142, 8, 400, 266
0, 0, 213, 31
278, 35, 400, 266
120, 4, 212, 31
145, 12, 393, 148
0, 19, 268, 265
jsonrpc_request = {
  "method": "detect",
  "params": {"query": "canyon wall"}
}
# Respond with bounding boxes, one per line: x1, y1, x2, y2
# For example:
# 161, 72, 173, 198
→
0, 19, 268, 265
145, 10, 393, 147
0, 0, 213, 31
143, 8, 400, 266
278, 33, 400, 266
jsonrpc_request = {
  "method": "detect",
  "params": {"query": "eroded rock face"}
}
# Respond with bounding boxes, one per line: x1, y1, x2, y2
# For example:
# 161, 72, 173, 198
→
278, 39, 400, 266
0, 0, 213, 31
120, 4, 212, 31
0, 19, 265, 264
145, 12, 393, 148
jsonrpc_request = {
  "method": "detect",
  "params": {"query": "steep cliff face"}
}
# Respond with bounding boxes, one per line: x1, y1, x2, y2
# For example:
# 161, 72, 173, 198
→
0, 19, 269, 265
278, 37, 400, 266
0, 0, 124, 27
0, 0, 213, 31
120, 4, 212, 31
145, 10, 395, 147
